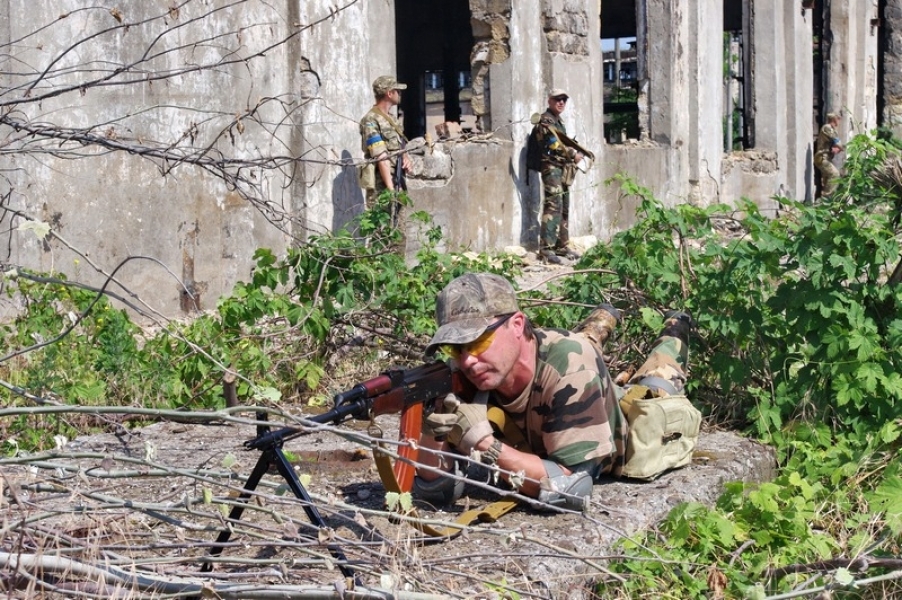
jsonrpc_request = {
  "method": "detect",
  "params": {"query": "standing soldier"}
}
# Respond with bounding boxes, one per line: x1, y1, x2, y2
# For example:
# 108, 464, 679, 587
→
529, 88, 593, 265
814, 112, 844, 198
359, 75, 412, 248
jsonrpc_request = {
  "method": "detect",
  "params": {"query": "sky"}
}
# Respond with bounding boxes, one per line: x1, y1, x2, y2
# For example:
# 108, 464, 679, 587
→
601, 37, 636, 51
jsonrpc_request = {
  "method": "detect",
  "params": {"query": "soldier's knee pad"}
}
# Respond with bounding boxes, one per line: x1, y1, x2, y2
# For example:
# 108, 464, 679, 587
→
537, 460, 592, 512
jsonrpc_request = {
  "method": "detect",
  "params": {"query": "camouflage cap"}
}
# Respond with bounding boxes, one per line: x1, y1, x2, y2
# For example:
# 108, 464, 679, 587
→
372, 75, 408, 96
425, 273, 520, 356
548, 88, 569, 99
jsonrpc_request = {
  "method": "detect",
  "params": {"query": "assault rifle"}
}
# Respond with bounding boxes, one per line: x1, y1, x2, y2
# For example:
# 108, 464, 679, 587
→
528, 112, 595, 172
393, 140, 408, 193
202, 360, 473, 576
252, 360, 472, 490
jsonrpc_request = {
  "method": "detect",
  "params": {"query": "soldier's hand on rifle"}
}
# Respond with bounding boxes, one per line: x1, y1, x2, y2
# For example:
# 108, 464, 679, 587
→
446, 394, 493, 454
402, 153, 412, 174
422, 393, 460, 438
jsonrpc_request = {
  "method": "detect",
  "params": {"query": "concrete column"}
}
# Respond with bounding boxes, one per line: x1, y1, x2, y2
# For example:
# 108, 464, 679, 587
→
645, 0, 688, 146
883, 0, 902, 136
825, 2, 880, 140
884, 0, 902, 136
687, 0, 723, 206
784, 1, 815, 202
750, 0, 789, 162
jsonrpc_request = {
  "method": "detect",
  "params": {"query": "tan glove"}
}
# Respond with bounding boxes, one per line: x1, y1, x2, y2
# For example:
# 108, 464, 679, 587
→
447, 392, 493, 454
422, 393, 461, 438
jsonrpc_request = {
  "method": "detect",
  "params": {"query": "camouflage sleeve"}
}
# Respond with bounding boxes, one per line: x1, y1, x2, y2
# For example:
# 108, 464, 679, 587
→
539, 369, 623, 471
822, 124, 841, 146
360, 115, 388, 159
538, 117, 576, 163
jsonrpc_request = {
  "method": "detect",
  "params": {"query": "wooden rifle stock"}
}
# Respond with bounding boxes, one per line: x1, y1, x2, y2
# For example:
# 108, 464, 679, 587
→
333, 360, 474, 491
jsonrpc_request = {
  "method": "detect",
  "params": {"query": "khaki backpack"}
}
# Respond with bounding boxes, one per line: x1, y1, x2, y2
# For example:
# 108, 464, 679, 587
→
618, 385, 702, 480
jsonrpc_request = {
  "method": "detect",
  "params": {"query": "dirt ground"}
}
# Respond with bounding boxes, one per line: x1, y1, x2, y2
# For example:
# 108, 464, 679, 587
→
2, 404, 775, 600
1, 252, 777, 599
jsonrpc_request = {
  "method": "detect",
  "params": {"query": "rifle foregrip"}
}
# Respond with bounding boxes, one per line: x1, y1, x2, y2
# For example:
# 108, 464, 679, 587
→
334, 373, 394, 406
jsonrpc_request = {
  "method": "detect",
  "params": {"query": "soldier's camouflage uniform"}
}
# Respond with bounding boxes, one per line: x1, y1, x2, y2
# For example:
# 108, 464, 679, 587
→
359, 107, 407, 205
535, 110, 580, 252
489, 326, 688, 480
814, 122, 841, 196
359, 106, 408, 250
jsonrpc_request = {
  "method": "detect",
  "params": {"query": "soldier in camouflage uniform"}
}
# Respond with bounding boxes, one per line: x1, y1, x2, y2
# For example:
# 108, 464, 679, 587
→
415, 273, 691, 511
532, 88, 588, 265
359, 75, 411, 248
814, 112, 843, 197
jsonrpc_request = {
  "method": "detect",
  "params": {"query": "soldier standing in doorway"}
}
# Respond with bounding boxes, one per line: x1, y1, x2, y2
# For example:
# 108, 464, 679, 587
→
529, 88, 594, 265
359, 75, 412, 250
814, 112, 844, 198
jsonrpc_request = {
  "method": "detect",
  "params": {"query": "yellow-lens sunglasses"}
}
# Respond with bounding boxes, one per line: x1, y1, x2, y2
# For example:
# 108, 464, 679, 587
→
442, 313, 515, 359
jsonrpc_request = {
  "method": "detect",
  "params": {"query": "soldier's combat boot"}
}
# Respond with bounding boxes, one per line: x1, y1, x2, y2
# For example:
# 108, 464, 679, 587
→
574, 303, 621, 349
539, 249, 564, 265
660, 310, 693, 345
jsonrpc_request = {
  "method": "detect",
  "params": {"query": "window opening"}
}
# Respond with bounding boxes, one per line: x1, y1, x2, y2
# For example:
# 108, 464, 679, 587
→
395, 1, 475, 140
601, 1, 640, 143
724, 1, 753, 151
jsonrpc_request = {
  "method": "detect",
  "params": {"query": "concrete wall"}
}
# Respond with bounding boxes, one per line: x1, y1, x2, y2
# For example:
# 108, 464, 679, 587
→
4, 1, 296, 315
885, 0, 902, 134
0, 0, 886, 317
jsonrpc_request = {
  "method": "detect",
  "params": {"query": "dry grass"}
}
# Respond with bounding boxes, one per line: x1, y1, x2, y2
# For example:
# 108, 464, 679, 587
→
1, 409, 626, 599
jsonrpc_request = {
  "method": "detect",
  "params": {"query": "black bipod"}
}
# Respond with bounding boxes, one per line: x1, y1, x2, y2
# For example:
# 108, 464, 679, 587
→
201, 404, 370, 583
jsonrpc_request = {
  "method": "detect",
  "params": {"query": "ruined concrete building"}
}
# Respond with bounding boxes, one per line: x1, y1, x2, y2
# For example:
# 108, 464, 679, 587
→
2, 1, 894, 314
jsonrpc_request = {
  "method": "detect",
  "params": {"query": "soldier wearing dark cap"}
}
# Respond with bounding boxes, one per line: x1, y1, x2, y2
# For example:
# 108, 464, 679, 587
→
359, 75, 411, 250
415, 272, 691, 511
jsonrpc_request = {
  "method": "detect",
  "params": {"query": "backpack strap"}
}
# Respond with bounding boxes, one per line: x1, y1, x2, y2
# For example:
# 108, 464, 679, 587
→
372, 442, 518, 540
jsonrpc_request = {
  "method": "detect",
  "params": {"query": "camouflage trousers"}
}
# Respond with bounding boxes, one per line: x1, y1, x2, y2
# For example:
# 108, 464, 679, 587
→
540, 166, 570, 250
814, 154, 839, 196
626, 335, 689, 396
578, 315, 689, 398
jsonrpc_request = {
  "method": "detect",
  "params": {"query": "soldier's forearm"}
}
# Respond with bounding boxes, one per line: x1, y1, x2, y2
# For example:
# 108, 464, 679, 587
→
376, 158, 393, 189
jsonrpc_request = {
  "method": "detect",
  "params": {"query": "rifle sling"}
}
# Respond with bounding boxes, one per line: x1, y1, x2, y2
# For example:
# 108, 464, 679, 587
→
371, 405, 525, 540
372, 107, 407, 142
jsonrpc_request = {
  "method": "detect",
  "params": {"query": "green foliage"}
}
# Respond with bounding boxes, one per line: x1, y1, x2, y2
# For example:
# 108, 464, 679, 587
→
591, 134, 902, 598
384, 491, 413, 514
2, 194, 518, 444
603, 472, 841, 598
604, 85, 639, 141
5, 131, 902, 597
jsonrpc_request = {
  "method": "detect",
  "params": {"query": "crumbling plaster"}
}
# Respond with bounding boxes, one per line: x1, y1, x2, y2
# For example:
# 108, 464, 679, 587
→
1, 0, 884, 316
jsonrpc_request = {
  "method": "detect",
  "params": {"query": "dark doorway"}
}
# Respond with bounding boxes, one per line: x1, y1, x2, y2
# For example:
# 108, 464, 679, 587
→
724, 0, 754, 151
601, 0, 639, 143
395, 1, 475, 140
